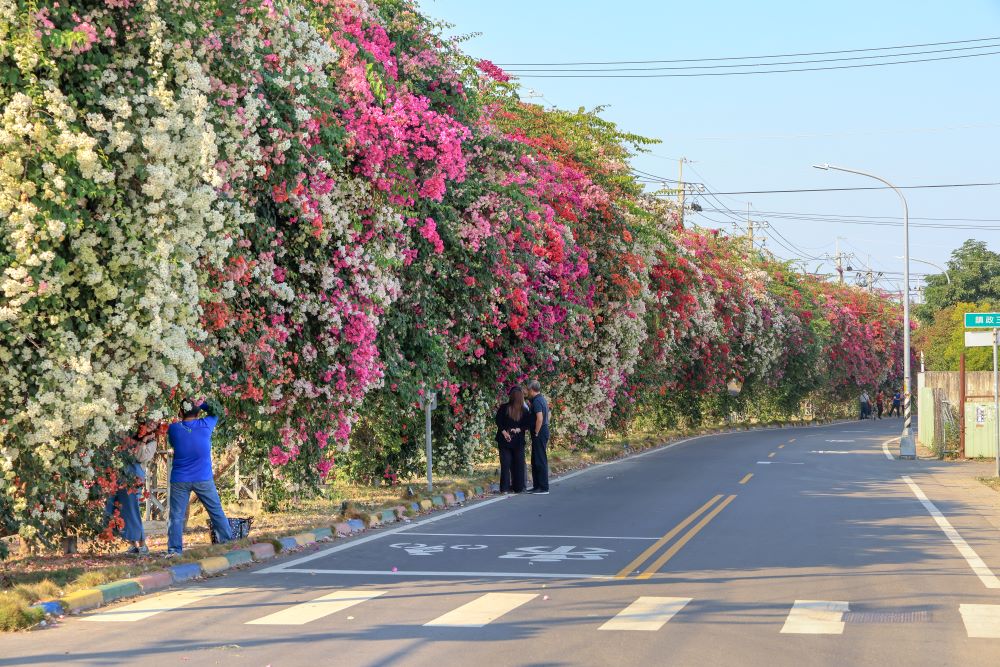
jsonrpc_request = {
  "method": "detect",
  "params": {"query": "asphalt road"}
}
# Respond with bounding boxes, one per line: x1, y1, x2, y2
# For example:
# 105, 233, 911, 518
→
4, 419, 1000, 667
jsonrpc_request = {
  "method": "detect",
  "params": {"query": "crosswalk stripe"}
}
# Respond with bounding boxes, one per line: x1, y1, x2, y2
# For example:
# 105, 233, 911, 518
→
246, 590, 386, 626
960, 604, 1000, 638
81, 588, 236, 622
599, 596, 691, 631
424, 593, 537, 628
780, 600, 849, 634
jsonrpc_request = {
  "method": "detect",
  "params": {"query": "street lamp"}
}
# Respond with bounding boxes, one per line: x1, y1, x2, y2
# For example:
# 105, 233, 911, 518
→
813, 164, 915, 459
894, 256, 951, 284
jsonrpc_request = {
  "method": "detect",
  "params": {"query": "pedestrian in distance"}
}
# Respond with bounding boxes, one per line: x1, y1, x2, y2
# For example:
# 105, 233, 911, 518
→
166, 398, 233, 556
875, 390, 885, 420
859, 390, 871, 420
495, 386, 531, 494
525, 380, 551, 495
103, 422, 156, 556
889, 390, 902, 417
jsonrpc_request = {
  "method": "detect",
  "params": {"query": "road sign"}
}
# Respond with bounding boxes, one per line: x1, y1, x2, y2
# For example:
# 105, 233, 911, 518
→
965, 313, 1000, 328
966, 331, 994, 347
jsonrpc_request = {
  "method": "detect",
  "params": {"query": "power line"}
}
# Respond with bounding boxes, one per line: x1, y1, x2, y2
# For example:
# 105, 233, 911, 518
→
497, 35, 1000, 66
506, 42, 1000, 73
706, 208, 1000, 223
683, 181, 1000, 196
512, 49, 1000, 78
699, 208, 1000, 231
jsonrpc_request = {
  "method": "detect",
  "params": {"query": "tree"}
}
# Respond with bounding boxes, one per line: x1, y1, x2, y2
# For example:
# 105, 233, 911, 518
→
917, 241, 1000, 323
914, 302, 995, 371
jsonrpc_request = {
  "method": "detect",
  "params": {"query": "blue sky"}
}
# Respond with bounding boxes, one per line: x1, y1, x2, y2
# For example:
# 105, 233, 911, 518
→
417, 0, 1000, 294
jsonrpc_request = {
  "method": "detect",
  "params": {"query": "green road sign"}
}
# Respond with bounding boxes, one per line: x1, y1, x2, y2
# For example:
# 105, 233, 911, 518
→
965, 312, 1000, 328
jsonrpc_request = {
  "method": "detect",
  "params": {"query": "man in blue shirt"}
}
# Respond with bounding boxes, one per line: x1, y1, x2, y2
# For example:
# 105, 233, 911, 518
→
166, 399, 232, 555
526, 380, 551, 495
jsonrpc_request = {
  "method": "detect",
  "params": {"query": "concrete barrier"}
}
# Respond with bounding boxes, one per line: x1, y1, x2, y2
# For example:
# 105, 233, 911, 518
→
224, 549, 253, 567
200, 556, 231, 575
248, 542, 276, 561
347, 519, 366, 531
292, 532, 316, 546
278, 537, 298, 552
334, 522, 352, 536
443, 493, 457, 506
431, 495, 445, 507
455, 491, 466, 502
367, 512, 382, 527
313, 527, 333, 540
169, 562, 203, 583
31, 601, 63, 616
130, 570, 173, 593
419, 499, 433, 511
60, 589, 103, 613
379, 509, 395, 524
96, 580, 142, 604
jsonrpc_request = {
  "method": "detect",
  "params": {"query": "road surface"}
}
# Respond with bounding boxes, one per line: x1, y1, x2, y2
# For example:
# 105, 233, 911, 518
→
4, 419, 1000, 666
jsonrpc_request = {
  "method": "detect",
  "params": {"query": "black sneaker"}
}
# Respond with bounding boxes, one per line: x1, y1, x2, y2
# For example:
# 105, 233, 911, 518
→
527, 489, 549, 495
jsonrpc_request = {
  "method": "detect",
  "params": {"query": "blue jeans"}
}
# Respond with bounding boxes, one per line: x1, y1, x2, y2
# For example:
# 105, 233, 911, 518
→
104, 488, 145, 543
168, 480, 231, 554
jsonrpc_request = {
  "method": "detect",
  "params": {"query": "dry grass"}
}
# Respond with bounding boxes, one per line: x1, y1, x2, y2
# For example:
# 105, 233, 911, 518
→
977, 476, 1000, 493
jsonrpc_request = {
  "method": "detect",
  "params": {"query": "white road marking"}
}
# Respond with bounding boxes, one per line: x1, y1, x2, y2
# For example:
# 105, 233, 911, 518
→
903, 476, 1000, 589
403, 532, 658, 541
276, 568, 611, 579
424, 593, 537, 627
82, 588, 236, 623
756, 461, 804, 465
262, 421, 857, 574
960, 604, 1000, 638
780, 600, 849, 634
756, 461, 772, 465
810, 451, 853, 454
246, 590, 385, 626
882, 438, 896, 460
599, 596, 691, 631
825, 439, 856, 443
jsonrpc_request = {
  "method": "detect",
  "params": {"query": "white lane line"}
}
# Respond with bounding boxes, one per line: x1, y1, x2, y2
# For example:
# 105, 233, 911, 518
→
599, 596, 691, 632
780, 600, 849, 634
903, 475, 1000, 589
756, 461, 804, 465
246, 589, 385, 626
882, 438, 896, 460
960, 604, 1000, 638
403, 532, 658, 541
262, 420, 856, 574
279, 569, 611, 580
425, 593, 537, 627
82, 588, 236, 622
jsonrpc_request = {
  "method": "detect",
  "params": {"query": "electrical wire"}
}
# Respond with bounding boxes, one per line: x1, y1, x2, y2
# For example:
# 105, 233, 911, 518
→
681, 181, 1000, 196
506, 42, 1000, 73
497, 36, 1000, 66
511, 49, 1000, 78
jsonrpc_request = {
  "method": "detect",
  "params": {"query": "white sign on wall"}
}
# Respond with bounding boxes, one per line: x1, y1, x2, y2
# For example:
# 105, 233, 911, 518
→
976, 405, 987, 426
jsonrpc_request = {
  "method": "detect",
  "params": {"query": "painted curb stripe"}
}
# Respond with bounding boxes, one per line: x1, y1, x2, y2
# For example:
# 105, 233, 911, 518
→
224, 549, 253, 567
60, 589, 103, 612
347, 519, 366, 531
278, 537, 299, 551
32, 601, 63, 616
96, 580, 142, 604
169, 562, 202, 583
200, 556, 230, 575
249, 542, 276, 561
246, 590, 386, 626
313, 527, 333, 540
131, 571, 173, 593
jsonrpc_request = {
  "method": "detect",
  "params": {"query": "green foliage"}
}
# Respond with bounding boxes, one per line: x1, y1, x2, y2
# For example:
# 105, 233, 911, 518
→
916, 301, 996, 371
917, 240, 1000, 323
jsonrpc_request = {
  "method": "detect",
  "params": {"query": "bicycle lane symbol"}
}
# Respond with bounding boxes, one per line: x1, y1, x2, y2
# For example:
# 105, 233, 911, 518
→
390, 542, 489, 556
497, 546, 614, 563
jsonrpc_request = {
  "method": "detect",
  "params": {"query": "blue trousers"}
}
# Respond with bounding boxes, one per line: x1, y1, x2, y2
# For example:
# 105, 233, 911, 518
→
105, 488, 145, 543
530, 431, 550, 492
168, 480, 231, 554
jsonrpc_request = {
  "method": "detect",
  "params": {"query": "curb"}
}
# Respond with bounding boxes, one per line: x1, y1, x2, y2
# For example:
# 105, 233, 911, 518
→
95, 580, 141, 604
169, 562, 202, 583
248, 542, 276, 561
131, 570, 173, 593
200, 556, 230, 575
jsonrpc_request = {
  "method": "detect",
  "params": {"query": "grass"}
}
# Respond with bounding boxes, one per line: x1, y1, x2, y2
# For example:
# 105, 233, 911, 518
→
0, 414, 830, 630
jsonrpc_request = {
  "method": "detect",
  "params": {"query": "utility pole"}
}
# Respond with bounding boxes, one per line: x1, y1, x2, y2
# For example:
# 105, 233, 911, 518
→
867, 254, 874, 292
835, 237, 845, 285
678, 158, 687, 228
747, 202, 753, 248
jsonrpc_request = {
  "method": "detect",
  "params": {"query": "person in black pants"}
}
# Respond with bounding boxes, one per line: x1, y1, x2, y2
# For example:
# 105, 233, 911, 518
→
495, 386, 531, 493
526, 380, 551, 494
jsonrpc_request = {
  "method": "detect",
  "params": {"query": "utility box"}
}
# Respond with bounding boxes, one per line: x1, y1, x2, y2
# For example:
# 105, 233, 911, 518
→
965, 401, 998, 458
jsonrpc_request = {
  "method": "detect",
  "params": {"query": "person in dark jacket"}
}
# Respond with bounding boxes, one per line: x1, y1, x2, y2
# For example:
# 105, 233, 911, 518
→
495, 386, 532, 493
526, 380, 551, 494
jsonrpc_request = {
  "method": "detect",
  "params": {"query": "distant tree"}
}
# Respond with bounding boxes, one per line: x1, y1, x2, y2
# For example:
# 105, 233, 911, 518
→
914, 301, 995, 371
917, 240, 1000, 323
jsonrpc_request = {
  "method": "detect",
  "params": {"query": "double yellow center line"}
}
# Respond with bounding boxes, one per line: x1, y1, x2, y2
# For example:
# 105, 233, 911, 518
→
615, 494, 737, 580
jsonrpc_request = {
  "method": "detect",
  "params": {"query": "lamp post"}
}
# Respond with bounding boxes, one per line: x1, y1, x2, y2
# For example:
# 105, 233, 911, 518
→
813, 164, 915, 459
894, 256, 951, 285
